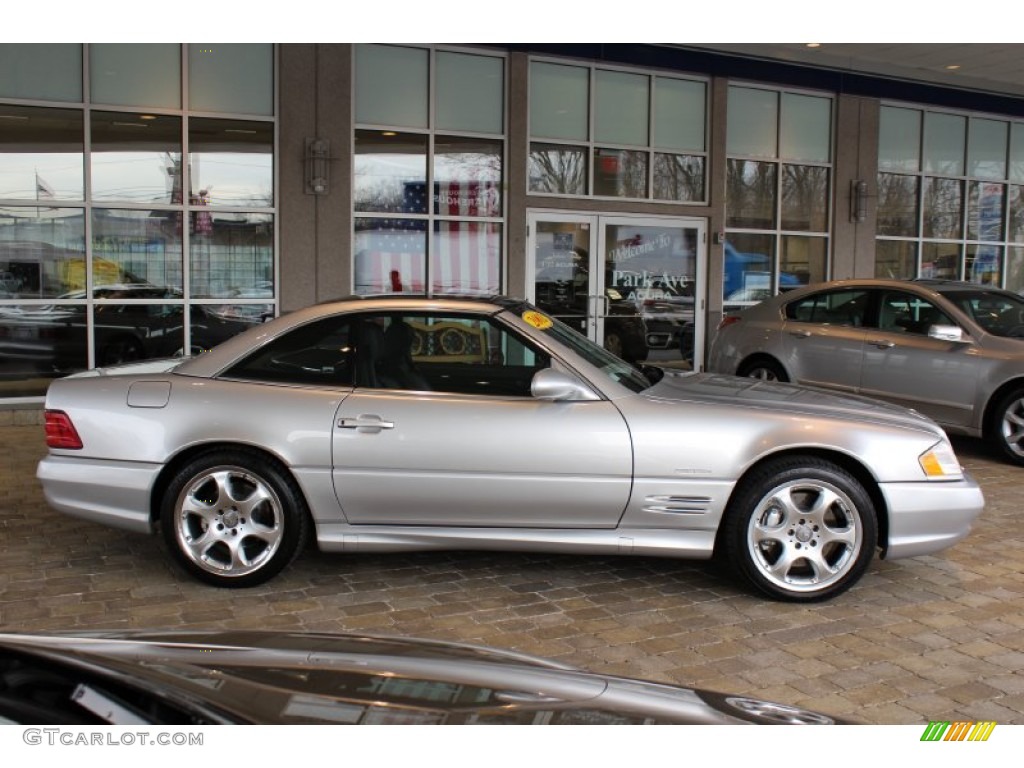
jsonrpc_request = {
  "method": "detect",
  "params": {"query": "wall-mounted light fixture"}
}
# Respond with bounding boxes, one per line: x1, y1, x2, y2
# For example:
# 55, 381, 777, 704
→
850, 179, 868, 223
305, 138, 330, 195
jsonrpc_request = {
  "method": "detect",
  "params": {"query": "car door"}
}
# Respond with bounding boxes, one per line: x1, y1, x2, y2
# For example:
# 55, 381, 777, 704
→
858, 289, 978, 428
331, 310, 634, 528
780, 288, 870, 393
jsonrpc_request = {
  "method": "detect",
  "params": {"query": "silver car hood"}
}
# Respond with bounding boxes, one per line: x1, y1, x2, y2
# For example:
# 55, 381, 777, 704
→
644, 371, 943, 437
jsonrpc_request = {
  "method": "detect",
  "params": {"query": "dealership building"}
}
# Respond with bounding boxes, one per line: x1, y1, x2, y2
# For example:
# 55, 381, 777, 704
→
2, 42, 1024, 402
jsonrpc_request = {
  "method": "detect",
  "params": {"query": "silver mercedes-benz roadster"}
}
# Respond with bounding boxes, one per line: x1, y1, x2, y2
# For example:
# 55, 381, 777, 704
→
37, 295, 983, 601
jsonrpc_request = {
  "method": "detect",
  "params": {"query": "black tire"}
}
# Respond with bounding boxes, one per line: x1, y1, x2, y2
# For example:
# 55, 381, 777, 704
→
737, 357, 788, 382
987, 387, 1024, 466
721, 456, 877, 602
160, 449, 309, 587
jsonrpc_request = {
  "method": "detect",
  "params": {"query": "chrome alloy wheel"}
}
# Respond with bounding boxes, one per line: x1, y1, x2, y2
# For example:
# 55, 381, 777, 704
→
999, 394, 1024, 459
173, 466, 285, 578
745, 479, 863, 594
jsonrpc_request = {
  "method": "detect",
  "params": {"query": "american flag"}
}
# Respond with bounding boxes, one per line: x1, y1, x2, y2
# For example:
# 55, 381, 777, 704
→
354, 181, 501, 295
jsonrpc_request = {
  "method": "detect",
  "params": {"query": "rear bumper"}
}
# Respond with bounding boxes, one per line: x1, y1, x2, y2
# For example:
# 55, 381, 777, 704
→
879, 473, 984, 559
36, 455, 161, 535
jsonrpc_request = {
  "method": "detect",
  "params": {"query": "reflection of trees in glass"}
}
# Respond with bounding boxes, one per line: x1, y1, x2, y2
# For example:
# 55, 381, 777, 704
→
529, 145, 586, 194
594, 150, 646, 198
923, 177, 963, 239
874, 239, 917, 279
876, 174, 919, 237
726, 159, 776, 229
654, 154, 704, 202
781, 165, 828, 231
1010, 186, 1024, 244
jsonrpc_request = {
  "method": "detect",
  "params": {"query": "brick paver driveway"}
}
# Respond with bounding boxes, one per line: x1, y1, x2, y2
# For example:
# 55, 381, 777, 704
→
2, 422, 1022, 724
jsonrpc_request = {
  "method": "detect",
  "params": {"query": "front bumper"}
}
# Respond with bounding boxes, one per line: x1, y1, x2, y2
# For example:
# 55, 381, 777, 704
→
36, 454, 161, 535
879, 473, 984, 559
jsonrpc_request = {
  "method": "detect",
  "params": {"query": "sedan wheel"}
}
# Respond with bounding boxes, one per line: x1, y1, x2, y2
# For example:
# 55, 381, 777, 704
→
723, 457, 876, 601
160, 450, 308, 587
738, 358, 788, 382
990, 388, 1024, 466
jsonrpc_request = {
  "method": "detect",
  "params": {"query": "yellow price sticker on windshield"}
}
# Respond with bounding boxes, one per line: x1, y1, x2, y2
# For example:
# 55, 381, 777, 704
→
522, 310, 553, 330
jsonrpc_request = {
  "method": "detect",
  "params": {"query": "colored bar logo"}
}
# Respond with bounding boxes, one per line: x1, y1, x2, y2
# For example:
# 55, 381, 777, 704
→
921, 721, 997, 742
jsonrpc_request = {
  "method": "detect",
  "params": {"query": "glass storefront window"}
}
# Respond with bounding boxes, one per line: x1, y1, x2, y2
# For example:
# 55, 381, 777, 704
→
922, 177, 963, 239
924, 112, 966, 176
433, 137, 502, 217
353, 218, 427, 294
877, 174, 919, 237
595, 70, 648, 147
727, 87, 778, 159
91, 209, 183, 293
0, 44, 82, 102
967, 181, 1005, 242
1011, 123, 1024, 184
966, 244, 1002, 285
780, 93, 831, 163
354, 130, 428, 214
91, 112, 182, 204
189, 118, 273, 208
969, 118, 1008, 180
0, 106, 83, 201
1010, 185, 1024, 243
875, 239, 917, 279
430, 221, 501, 294
189, 212, 273, 299
726, 159, 776, 229
0, 303, 87, 395
188, 44, 273, 116
921, 242, 962, 280
0, 207, 85, 299
528, 144, 586, 195
781, 164, 829, 231
593, 149, 647, 198
653, 154, 704, 202
879, 106, 921, 173
355, 45, 429, 129
90, 44, 180, 109
781, 235, 827, 287
724, 233, 775, 303
529, 61, 589, 142
435, 52, 503, 135
1007, 246, 1024, 293
654, 78, 705, 152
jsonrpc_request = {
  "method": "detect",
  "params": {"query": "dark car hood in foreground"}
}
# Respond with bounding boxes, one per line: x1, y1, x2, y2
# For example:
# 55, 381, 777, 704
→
0, 630, 846, 725
645, 371, 943, 437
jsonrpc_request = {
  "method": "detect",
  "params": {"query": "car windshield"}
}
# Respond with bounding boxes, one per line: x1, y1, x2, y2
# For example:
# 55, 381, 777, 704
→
942, 289, 1024, 339
506, 303, 653, 393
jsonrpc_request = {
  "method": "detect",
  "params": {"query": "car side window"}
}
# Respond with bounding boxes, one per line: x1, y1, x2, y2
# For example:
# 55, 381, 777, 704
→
877, 292, 952, 335
224, 315, 355, 387
351, 311, 551, 397
785, 289, 868, 327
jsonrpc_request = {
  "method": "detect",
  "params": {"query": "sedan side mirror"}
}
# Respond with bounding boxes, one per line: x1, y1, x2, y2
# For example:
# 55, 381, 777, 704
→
531, 368, 600, 401
928, 324, 967, 343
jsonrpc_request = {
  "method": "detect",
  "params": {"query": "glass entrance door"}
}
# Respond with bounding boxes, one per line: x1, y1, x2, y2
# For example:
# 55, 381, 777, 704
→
528, 212, 706, 369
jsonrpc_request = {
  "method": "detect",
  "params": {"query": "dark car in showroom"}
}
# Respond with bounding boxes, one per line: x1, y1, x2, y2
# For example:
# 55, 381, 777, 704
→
709, 278, 1024, 465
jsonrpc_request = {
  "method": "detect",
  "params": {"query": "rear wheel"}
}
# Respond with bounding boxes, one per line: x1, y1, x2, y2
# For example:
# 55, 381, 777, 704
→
722, 457, 877, 601
737, 357, 788, 382
160, 450, 309, 587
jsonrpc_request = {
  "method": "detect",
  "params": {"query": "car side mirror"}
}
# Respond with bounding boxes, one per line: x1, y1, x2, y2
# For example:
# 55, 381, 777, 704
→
531, 368, 600, 401
928, 324, 966, 343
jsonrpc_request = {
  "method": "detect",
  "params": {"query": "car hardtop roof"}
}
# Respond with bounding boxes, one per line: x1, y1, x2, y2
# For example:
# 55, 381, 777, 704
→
316, 293, 529, 310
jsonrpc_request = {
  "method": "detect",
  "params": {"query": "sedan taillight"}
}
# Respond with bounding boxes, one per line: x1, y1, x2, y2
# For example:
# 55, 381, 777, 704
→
718, 315, 742, 331
45, 410, 83, 450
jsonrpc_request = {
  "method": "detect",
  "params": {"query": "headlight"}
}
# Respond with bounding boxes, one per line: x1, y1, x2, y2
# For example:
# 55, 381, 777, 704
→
919, 439, 963, 480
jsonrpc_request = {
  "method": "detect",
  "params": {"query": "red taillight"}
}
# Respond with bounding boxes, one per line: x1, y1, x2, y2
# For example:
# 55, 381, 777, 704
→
718, 315, 742, 331
45, 409, 83, 450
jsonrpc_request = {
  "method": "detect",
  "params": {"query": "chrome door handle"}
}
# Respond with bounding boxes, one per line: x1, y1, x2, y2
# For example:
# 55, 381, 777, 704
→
337, 415, 394, 432
868, 339, 895, 349
788, 330, 812, 338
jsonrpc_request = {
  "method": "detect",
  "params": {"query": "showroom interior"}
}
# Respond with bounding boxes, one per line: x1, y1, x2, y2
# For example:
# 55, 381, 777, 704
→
2, 42, 1024, 402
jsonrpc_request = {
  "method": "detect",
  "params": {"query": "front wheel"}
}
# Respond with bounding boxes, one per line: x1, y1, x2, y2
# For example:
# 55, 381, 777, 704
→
737, 357, 788, 382
721, 457, 877, 601
160, 450, 309, 587
988, 388, 1024, 466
